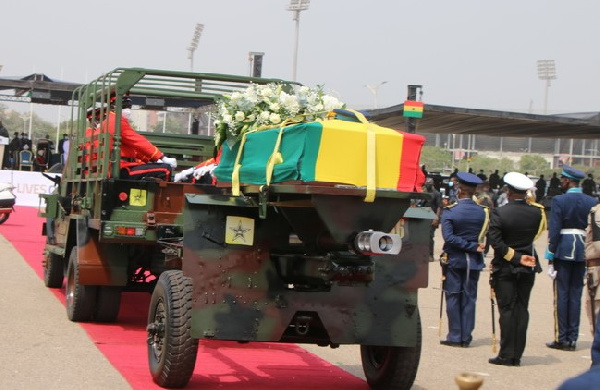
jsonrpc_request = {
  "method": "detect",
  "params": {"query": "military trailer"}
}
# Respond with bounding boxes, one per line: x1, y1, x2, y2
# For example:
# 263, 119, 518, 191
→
39, 68, 290, 322
145, 106, 432, 387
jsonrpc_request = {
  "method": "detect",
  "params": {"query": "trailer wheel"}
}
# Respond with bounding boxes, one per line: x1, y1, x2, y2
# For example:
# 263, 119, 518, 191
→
147, 270, 198, 388
65, 247, 97, 322
94, 286, 122, 323
360, 314, 422, 390
44, 252, 64, 288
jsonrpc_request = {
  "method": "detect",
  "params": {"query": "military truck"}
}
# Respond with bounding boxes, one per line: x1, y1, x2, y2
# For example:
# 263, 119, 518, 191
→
39, 68, 290, 322
40, 67, 432, 389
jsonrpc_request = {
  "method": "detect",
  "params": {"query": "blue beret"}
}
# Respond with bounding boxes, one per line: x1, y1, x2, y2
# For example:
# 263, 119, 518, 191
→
561, 165, 585, 181
456, 172, 482, 186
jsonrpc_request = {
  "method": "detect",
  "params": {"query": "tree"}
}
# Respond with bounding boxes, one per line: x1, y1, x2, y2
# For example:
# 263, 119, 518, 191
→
419, 146, 452, 172
519, 154, 550, 176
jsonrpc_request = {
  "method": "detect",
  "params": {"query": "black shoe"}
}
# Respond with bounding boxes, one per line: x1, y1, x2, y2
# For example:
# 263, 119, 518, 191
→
546, 341, 575, 351
489, 356, 519, 366
461, 342, 470, 348
440, 340, 463, 347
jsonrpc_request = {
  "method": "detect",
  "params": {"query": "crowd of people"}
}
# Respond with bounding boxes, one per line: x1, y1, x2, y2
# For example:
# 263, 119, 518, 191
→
423, 165, 600, 387
0, 119, 69, 171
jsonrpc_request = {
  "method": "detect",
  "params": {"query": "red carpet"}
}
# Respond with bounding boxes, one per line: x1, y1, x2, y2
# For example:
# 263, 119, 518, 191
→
0, 206, 367, 389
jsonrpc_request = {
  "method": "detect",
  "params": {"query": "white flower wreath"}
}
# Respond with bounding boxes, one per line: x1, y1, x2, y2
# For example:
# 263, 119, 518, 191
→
214, 83, 345, 147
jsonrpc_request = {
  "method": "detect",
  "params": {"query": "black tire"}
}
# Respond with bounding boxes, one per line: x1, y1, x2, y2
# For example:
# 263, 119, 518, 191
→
94, 286, 122, 323
0, 212, 9, 225
361, 314, 422, 390
65, 247, 98, 322
44, 252, 64, 288
147, 270, 198, 388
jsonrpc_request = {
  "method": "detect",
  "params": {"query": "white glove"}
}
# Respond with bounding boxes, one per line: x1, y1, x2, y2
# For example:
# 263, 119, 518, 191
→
173, 167, 194, 182
547, 263, 557, 280
193, 163, 217, 180
158, 156, 177, 169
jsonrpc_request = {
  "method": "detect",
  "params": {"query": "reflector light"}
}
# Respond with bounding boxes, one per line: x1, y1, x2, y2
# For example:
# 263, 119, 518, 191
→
119, 192, 128, 201
114, 226, 145, 237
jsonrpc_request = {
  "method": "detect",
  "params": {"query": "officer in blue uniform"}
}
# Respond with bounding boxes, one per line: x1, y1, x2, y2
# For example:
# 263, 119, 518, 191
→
546, 165, 599, 351
487, 172, 545, 366
440, 171, 488, 347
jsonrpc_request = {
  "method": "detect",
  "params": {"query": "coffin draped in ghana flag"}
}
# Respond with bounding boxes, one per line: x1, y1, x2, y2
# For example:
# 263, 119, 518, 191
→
212, 83, 426, 196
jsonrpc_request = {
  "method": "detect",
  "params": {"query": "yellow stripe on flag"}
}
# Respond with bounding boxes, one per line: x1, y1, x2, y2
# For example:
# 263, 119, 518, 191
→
315, 120, 402, 189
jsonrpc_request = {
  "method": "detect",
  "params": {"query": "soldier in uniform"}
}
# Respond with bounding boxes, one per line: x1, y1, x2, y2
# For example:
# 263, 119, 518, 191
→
488, 172, 545, 366
546, 165, 598, 351
439, 172, 488, 348
585, 203, 600, 335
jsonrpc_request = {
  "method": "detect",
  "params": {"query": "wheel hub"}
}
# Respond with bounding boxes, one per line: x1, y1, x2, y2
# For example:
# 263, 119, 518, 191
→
147, 300, 166, 360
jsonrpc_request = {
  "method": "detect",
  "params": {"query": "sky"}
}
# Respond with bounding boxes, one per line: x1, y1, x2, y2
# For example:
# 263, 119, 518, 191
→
2, 0, 600, 123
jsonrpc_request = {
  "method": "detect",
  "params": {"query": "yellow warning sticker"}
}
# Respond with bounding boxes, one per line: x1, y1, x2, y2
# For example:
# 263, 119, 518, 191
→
129, 188, 147, 207
225, 216, 255, 245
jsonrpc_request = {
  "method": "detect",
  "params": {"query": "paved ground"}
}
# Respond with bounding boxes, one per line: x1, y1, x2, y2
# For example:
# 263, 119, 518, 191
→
0, 232, 131, 390
302, 229, 597, 389
0, 225, 595, 389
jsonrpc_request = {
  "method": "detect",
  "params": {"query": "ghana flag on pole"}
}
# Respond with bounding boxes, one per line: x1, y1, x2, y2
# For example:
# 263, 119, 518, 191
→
403, 100, 424, 118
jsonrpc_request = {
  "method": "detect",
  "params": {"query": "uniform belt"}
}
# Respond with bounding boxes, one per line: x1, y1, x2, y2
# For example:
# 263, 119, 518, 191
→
588, 258, 600, 267
560, 229, 586, 235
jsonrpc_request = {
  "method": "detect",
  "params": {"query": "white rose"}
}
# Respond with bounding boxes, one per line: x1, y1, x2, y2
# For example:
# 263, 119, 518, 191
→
269, 102, 281, 111
223, 114, 233, 123
234, 111, 245, 121
269, 113, 282, 124
322, 95, 344, 111
260, 86, 273, 98
258, 111, 270, 122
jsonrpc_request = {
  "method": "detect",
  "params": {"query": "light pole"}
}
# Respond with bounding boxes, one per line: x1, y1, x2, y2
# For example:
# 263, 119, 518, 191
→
538, 59, 558, 166
365, 81, 388, 109
288, 0, 310, 81
187, 23, 204, 72
537, 59, 556, 115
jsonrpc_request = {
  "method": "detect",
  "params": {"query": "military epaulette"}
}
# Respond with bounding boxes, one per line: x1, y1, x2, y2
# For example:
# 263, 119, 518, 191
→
528, 201, 545, 209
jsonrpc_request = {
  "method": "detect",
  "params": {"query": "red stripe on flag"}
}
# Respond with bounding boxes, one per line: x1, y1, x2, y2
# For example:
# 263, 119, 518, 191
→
396, 131, 426, 191
404, 100, 424, 109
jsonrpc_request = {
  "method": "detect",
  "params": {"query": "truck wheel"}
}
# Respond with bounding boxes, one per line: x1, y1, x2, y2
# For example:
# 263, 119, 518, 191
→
65, 247, 98, 322
147, 270, 198, 388
94, 286, 122, 323
44, 252, 64, 288
360, 314, 422, 390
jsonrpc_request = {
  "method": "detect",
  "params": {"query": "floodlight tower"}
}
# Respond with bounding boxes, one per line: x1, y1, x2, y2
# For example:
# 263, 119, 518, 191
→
365, 81, 388, 109
288, 0, 310, 81
537, 59, 557, 114
188, 23, 204, 72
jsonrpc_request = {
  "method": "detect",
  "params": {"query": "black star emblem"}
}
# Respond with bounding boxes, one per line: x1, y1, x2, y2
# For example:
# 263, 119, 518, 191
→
229, 220, 251, 242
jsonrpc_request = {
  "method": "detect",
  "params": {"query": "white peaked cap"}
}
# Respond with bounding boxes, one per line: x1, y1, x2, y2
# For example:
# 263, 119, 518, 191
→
503, 172, 534, 191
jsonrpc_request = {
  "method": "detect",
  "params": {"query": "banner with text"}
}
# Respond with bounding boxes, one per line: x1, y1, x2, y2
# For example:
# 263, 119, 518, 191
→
0, 170, 60, 207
